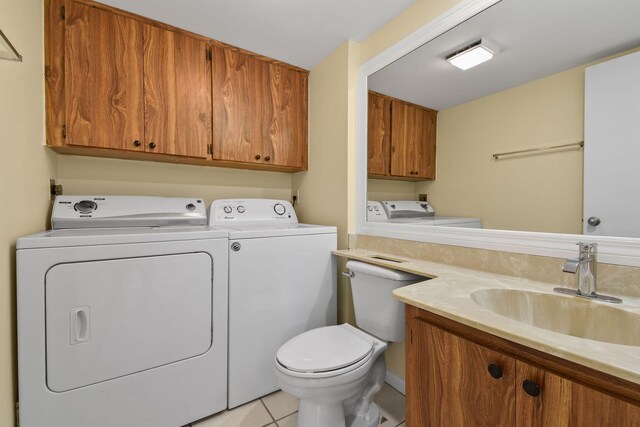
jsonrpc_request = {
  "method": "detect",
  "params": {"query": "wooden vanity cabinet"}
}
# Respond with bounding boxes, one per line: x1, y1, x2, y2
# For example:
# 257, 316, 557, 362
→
406, 306, 640, 427
211, 43, 308, 169
367, 92, 437, 180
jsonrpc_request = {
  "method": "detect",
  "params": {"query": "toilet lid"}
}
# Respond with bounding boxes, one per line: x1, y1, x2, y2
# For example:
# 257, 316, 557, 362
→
276, 325, 374, 373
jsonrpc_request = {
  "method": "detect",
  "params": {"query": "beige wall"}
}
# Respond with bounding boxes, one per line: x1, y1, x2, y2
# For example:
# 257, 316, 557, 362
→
0, 1, 57, 425
367, 179, 415, 202
57, 156, 292, 204
417, 65, 585, 234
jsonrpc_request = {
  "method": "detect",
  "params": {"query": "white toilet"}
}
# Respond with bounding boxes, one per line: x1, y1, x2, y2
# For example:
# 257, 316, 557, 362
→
275, 260, 424, 427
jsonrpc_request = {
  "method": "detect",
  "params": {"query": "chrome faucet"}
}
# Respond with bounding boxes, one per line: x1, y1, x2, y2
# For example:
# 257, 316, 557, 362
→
555, 242, 622, 303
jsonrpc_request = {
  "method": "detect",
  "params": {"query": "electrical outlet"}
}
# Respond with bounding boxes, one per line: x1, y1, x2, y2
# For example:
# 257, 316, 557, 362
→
50, 179, 63, 200
418, 193, 428, 202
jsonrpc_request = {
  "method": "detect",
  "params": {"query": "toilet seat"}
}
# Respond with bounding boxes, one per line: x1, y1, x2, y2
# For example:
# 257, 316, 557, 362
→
276, 324, 376, 378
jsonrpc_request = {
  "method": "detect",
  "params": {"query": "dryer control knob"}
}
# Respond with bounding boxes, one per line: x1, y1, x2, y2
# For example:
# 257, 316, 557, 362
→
223, 205, 233, 214
273, 203, 286, 215
186, 203, 196, 211
74, 200, 97, 213
237, 205, 246, 213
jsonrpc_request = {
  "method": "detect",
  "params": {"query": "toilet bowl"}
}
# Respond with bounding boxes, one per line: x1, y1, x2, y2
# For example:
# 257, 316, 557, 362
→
275, 261, 424, 427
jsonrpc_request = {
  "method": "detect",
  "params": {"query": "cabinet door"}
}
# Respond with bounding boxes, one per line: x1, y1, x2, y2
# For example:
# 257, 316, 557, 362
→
262, 64, 308, 168
65, 1, 144, 151
368, 92, 391, 176
211, 45, 265, 164
516, 361, 640, 427
390, 100, 437, 179
408, 319, 516, 427
143, 25, 211, 158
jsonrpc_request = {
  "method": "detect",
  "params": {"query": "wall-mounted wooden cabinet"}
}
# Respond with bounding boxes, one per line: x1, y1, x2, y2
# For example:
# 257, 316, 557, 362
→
367, 91, 437, 181
406, 306, 640, 426
211, 43, 308, 169
46, 0, 308, 172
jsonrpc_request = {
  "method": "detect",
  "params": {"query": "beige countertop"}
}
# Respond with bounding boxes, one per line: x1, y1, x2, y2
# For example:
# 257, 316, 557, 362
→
334, 249, 640, 386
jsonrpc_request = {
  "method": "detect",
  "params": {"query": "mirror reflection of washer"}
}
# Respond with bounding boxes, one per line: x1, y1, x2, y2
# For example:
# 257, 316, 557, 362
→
209, 199, 337, 408
17, 196, 229, 427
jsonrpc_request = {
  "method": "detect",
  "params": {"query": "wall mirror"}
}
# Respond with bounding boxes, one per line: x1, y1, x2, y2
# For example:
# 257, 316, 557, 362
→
357, 0, 640, 264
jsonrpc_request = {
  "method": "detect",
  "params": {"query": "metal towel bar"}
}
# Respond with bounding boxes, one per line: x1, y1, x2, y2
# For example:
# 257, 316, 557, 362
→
492, 141, 583, 160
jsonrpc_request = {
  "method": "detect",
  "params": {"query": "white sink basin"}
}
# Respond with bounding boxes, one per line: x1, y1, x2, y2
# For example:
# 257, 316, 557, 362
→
470, 288, 640, 346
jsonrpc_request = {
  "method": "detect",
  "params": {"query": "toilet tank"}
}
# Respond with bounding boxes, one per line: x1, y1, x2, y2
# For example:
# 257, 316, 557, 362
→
347, 260, 425, 342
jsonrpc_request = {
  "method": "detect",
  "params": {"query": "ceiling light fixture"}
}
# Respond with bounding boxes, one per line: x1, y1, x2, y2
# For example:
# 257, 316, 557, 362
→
446, 39, 499, 70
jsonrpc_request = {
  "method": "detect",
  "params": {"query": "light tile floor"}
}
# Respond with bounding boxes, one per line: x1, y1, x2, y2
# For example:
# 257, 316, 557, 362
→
189, 383, 405, 427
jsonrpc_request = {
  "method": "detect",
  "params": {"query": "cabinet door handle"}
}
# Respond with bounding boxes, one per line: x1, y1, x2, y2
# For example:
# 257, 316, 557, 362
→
522, 380, 541, 397
149, 142, 156, 149
487, 363, 503, 379
264, 156, 270, 161
255, 154, 261, 160
133, 140, 141, 147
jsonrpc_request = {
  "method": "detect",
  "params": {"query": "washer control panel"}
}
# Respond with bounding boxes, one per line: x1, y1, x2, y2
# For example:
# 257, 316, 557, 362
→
209, 199, 298, 224
366, 201, 388, 222
52, 196, 207, 229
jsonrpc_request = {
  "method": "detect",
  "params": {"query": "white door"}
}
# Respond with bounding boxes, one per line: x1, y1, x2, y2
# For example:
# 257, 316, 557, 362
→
584, 50, 640, 237
46, 252, 212, 392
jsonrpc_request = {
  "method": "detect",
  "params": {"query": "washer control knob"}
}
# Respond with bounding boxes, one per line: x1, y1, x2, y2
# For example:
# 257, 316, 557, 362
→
374, 206, 379, 211
367, 205, 373, 211
274, 203, 286, 215
186, 203, 196, 211
74, 200, 97, 213
237, 205, 246, 213
223, 205, 233, 214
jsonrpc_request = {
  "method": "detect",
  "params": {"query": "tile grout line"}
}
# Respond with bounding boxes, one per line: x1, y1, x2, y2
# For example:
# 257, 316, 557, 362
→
259, 397, 277, 424
274, 410, 298, 422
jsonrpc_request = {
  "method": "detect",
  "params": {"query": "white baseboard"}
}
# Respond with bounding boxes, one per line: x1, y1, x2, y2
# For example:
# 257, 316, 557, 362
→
385, 369, 405, 395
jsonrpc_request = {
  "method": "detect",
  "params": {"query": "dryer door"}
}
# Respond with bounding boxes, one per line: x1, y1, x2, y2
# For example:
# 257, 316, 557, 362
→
45, 252, 212, 392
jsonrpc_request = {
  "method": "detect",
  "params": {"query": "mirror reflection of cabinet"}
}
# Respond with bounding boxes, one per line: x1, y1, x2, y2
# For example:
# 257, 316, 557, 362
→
367, 91, 437, 181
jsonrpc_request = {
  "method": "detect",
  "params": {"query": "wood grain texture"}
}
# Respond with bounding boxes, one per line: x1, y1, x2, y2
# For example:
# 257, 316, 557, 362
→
262, 63, 308, 168
515, 360, 572, 427
211, 44, 265, 163
211, 40, 309, 74
390, 99, 437, 180
368, 91, 391, 176
45, 0, 66, 147
48, 144, 307, 172
64, 0, 144, 151
406, 306, 640, 415
143, 25, 211, 158
407, 317, 516, 427
212, 45, 308, 169
516, 361, 640, 427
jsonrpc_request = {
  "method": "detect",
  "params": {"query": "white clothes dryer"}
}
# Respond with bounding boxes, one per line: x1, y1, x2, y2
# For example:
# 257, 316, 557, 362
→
209, 199, 337, 408
17, 196, 228, 427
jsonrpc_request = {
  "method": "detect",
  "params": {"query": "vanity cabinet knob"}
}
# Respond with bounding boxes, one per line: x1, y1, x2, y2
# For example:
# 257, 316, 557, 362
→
255, 154, 261, 160
265, 156, 271, 161
522, 380, 541, 397
487, 363, 503, 379
133, 140, 141, 147
149, 142, 156, 149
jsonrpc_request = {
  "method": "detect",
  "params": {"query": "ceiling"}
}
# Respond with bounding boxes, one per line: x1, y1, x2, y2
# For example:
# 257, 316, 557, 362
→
369, 0, 640, 110
99, 0, 416, 69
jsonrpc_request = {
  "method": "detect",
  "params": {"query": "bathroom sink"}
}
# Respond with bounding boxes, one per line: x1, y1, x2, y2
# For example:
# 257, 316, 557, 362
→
470, 288, 640, 346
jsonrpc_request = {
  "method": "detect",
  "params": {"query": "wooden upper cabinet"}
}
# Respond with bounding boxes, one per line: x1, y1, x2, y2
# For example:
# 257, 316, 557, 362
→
211, 44, 265, 164
64, 0, 144, 151
390, 99, 437, 180
143, 25, 211, 158
212, 44, 308, 169
262, 63, 308, 168
368, 92, 391, 176
408, 318, 516, 426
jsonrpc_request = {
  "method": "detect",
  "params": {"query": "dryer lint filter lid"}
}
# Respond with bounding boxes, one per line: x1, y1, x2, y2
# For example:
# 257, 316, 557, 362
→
276, 325, 374, 373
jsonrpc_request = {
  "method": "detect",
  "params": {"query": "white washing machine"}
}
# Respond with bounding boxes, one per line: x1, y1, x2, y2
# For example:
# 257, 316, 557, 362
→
17, 196, 229, 427
209, 199, 337, 408
367, 200, 482, 228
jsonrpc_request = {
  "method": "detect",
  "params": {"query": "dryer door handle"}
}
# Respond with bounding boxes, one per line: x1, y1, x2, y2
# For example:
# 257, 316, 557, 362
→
70, 306, 91, 345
